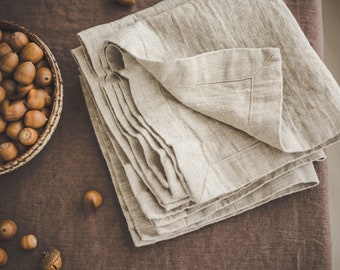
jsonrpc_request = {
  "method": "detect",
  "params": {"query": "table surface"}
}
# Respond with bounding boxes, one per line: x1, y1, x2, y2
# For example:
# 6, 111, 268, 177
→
0, 0, 332, 269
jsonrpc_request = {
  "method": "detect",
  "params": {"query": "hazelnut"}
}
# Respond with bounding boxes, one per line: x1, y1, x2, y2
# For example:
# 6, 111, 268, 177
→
6, 120, 24, 140
0, 30, 55, 164
35, 67, 53, 87
0, 42, 12, 58
24, 110, 48, 128
40, 249, 62, 270
9, 32, 29, 52
0, 248, 7, 267
0, 116, 7, 133
18, 127, 38, 146
27, 89, 49, 109
116, 0, 136, 5
14, 61, 36, 85
35, 58, 49, 69
0, 219, 17, 240
1, 79, 17, 98
84, 189, 103, 209
14, 83, 34, 99
41, 107, 51, 118
20, 42, 44, 64
0, 52, 19, 73
0, 142, 18, 162
0, 86, 6, 104
20, 234, 38, 250
42, 89, 52, 105
2, 99, 27, 121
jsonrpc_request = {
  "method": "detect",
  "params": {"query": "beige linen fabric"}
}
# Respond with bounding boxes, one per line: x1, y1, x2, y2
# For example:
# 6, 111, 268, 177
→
72, 0, 340, 246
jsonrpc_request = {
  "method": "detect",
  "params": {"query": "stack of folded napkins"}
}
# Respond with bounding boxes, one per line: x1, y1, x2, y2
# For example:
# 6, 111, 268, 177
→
72, 0, 340, 246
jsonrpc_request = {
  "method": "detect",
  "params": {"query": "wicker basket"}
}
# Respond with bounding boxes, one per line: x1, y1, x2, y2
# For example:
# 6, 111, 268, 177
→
0, 20, 63, 175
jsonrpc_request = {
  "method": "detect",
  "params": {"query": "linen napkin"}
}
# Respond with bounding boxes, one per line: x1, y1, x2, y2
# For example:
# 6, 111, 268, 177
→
72, 0, 340, 246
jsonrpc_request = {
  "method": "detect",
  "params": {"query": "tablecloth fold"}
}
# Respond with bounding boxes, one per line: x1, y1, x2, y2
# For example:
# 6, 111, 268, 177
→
72, 0, 340, 246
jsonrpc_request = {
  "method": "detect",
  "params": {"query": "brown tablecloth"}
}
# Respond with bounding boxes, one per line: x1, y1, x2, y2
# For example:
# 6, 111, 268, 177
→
0, 0, 331, 269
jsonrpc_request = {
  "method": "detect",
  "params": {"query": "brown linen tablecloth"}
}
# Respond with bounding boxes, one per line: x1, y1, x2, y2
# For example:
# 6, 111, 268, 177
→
0, 0, 331, 269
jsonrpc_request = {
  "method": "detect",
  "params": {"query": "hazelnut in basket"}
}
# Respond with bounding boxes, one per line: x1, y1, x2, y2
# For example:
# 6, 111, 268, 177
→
0, 21, 63, 174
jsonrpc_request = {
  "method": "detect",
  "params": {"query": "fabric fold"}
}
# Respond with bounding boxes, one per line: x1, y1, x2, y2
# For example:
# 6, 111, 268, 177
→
72, 0, 340, 247
106, 44, 285, 151
100, 0, 340, 153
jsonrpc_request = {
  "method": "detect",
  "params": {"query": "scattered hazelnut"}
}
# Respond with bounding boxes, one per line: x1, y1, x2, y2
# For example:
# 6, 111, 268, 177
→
20, 234, 38, 250
0, 220, 17, 240
40, 249, 62, 270
84, 190, 103, 209
0, 248, 7, 267
0, 142, 18, 162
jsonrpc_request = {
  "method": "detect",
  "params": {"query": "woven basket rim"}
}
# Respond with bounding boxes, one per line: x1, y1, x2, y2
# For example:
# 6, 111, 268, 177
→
0, 20, 63, 175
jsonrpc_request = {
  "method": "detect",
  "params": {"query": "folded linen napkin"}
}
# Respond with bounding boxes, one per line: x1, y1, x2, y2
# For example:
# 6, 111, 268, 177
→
72, 0, 340, 246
